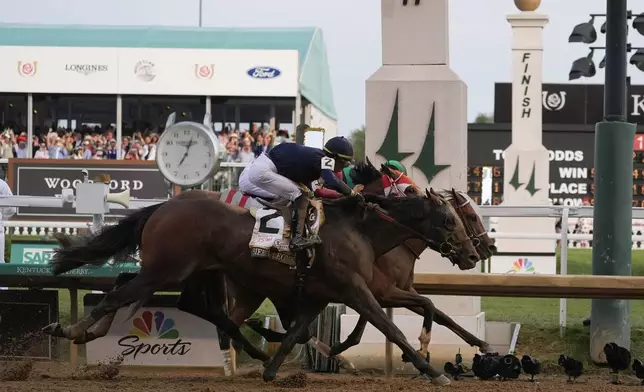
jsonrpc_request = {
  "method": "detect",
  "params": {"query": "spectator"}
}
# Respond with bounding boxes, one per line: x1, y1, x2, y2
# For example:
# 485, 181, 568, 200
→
14, 135, 28, 158
238, 139, 255, 163
34, 143, 49, 159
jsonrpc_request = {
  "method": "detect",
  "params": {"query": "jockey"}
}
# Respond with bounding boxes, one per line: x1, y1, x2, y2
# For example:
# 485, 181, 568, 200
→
238, 133, 359, 250
313, 160, 417, 198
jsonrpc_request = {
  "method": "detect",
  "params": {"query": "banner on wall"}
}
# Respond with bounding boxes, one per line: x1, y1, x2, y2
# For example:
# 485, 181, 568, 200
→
84, 306, 224, 367
489, 255, 557, 275
0, 46, 299, 97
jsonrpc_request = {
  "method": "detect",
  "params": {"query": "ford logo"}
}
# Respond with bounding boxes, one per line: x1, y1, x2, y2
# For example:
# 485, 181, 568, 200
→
247, 67, 281, 79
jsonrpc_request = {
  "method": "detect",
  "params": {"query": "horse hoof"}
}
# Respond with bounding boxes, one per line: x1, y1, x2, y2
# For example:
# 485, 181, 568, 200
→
42, 322, 64, 338
262, 360, 270, 369
432, 374, 451, 386
262, 370, 277, 382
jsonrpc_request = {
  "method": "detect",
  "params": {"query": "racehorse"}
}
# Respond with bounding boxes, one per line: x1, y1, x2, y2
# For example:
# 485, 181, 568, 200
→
50, 159, 495, 372
44, 184, 479, 384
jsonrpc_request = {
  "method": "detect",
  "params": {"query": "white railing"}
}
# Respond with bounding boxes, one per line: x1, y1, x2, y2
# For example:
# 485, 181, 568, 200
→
478, 205, 644, 334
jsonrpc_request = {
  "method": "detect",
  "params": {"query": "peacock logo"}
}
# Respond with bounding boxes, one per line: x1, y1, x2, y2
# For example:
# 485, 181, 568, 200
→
129, 310, 179, 339
117, 310, 191, 360
509, 258, 536, 273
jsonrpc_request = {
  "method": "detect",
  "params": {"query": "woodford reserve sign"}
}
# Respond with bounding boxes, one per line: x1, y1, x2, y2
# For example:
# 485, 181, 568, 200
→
7, 159, 169, 220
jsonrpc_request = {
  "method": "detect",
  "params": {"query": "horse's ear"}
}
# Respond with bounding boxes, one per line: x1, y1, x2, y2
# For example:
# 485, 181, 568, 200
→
365, 156, 373, 168
451, 187, 459, 199
426, 188, 441, 204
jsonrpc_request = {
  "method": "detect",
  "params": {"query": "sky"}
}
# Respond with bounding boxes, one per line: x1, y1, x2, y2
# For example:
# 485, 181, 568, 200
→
1, 0, 643, 136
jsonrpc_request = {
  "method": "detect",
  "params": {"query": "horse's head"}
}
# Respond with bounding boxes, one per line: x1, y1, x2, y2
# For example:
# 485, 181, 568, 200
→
365, 189, 479, 270
440, 188, 496, 259
348, 156, 387, 195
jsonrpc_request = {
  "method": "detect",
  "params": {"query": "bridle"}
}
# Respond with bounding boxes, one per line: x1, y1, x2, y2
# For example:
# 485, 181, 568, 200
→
360, 198, 470, 263
448, 191, 488, 249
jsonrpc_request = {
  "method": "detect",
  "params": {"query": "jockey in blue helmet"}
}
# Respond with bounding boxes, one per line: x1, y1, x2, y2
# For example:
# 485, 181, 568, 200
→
238, 131, 360, 250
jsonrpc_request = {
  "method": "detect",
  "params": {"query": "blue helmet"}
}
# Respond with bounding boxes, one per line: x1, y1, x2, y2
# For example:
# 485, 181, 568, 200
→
324, 136, 354, 161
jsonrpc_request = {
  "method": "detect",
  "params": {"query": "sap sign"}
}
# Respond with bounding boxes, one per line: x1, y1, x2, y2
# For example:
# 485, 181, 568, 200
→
247, 67, 281, 79
10, 243, 58, 264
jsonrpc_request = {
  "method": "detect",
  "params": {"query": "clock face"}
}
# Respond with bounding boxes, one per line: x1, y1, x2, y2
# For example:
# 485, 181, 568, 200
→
156, 122, 221, 187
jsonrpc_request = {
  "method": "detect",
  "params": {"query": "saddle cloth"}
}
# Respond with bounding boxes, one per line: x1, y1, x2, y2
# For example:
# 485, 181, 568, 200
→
219, 189, 324, 266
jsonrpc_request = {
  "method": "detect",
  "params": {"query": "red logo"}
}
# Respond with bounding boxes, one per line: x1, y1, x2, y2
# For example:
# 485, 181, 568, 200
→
17, 61, 37, 77
194, 64, 214, 80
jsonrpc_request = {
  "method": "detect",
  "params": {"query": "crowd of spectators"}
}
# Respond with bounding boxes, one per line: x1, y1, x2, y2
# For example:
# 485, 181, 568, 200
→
0, 122, 290, 161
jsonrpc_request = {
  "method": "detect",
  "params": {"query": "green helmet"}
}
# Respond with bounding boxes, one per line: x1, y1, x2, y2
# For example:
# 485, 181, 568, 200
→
385, 160, 407, 175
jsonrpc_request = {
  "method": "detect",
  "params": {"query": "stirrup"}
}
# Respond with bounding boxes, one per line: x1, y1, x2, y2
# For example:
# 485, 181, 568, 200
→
290, 235, 321, 250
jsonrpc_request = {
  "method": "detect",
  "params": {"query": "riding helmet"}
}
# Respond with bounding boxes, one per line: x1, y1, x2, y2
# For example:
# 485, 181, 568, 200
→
324, 136, 354, 161
385, 160, 407, 175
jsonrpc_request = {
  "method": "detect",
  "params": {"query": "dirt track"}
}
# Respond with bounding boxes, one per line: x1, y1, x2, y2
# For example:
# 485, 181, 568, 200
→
2, 362, 644, 392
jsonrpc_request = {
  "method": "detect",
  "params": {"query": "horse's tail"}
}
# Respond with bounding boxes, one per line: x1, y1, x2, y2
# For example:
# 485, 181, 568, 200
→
51, 202, 166, 276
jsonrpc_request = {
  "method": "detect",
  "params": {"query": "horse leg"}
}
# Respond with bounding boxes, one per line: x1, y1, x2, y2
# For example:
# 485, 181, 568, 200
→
406, 306, 493, 352
177, 271, 271, 364
43, 269, 160, 343
81, 273, 140, 343
343, 276, 449, 385
262, 303, 326, 382
405, 287, 493, 353
328, 316, 367, 356
378, 287, 435, 362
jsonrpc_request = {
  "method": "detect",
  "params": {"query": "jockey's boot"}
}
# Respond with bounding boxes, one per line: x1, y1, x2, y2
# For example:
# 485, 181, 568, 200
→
289, 194, 321, 251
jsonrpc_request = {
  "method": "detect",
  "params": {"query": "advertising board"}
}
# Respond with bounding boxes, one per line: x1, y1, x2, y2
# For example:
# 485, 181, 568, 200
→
7, 159, 169, 220
0, 46, 299, 97
84, 294, 224, 368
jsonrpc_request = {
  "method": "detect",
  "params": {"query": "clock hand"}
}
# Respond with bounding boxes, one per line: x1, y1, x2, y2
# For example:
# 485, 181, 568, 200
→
178, 137, 194, 167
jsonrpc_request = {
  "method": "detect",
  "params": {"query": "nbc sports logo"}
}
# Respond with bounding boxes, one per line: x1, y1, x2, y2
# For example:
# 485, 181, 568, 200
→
129, 310, 179, 339
509, 258, 536, 273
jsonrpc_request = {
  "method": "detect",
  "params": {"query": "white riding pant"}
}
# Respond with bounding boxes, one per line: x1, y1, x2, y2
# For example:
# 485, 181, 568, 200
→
238, 153, 303, 202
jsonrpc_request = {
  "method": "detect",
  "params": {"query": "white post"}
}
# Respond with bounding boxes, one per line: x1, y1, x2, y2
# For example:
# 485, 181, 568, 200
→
362, 0, 482, 366
116, 95, 123, 159
27, 94, 33, 158
494, 7, 554, 274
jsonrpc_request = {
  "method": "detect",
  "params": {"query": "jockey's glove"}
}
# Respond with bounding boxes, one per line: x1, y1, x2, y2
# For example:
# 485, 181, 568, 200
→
351, 190, 365, 203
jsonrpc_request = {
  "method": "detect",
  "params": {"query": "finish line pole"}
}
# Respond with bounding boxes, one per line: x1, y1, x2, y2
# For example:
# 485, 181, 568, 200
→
589, 0, 635, 363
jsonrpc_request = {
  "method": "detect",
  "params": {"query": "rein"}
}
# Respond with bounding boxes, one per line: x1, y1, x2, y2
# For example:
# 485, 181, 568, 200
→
362, 201, 459, 258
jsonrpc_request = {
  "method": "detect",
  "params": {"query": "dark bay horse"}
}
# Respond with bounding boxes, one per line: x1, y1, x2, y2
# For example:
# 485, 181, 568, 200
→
44, 191, 478, 384
51, 161, 495, 371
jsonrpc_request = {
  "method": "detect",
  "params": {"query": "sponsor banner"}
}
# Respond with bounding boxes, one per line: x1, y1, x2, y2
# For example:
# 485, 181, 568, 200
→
1, 46, 119, 94
84, 306, 224, 367
8, 242, 139, 269
489, 255, 557, 275
0, 46, 298, 97
7, 159, 168, 220
10, 242, 57, 264
494, 82, 644, 125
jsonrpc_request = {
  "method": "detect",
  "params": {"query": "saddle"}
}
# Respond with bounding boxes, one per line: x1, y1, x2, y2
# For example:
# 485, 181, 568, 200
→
219, 188, 325, 267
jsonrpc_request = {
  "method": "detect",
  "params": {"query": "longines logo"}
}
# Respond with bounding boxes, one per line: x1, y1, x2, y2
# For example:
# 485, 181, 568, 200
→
542, 91, 566, 111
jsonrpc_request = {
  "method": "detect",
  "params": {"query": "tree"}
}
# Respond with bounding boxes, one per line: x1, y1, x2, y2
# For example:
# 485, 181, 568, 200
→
349, 125, 365, 160
475, 112, 494, 124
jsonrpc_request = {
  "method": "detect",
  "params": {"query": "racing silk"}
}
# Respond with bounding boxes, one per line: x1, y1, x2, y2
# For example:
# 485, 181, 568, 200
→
313, 168, 417, 198
267, 143, 352, 196
313, 171, 344, 199
383, 170, 416, 196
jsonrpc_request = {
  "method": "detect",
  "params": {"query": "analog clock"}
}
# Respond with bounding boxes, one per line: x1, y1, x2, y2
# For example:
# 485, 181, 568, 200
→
156, 120, 222, 187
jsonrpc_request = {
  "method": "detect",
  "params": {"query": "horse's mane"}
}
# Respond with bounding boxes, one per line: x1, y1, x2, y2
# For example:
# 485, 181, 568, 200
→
362, 193, 432, 222
350, 159, 383, 185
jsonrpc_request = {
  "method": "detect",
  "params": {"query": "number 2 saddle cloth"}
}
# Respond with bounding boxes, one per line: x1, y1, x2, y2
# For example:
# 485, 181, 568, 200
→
218, 188, 325, 267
